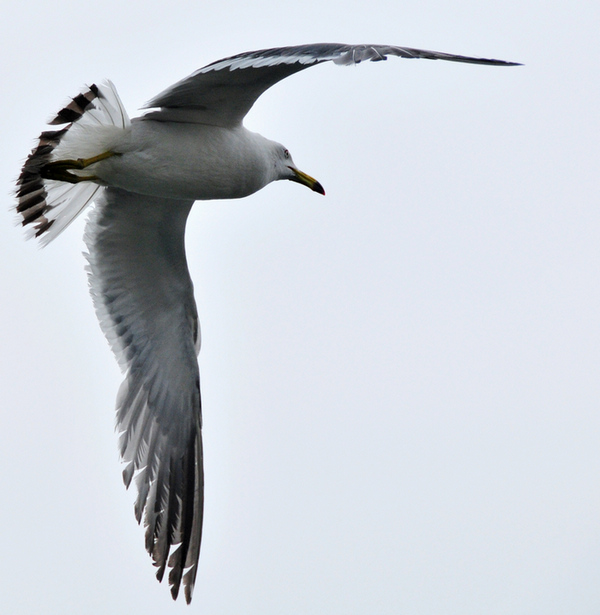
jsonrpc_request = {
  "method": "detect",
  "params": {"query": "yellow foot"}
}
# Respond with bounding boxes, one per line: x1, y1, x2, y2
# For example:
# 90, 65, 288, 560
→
41, 151, 119, 183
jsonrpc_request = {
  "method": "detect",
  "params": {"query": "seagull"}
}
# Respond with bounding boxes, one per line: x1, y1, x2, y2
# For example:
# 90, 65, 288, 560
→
15, 43, 519, 603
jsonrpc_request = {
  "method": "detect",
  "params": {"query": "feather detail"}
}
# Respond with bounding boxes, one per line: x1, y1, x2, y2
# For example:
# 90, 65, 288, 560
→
85, 188, 203, 603
15, 81, 129, 245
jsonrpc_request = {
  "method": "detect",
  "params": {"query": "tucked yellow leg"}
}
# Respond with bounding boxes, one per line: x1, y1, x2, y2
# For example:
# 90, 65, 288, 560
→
42, 151, 120, 183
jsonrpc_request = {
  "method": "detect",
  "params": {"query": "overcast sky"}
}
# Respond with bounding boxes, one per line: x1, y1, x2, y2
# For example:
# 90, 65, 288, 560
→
1, 1, 599, 613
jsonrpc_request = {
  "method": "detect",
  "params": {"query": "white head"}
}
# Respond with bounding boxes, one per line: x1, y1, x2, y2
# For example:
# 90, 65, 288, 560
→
269, 141, 325, 195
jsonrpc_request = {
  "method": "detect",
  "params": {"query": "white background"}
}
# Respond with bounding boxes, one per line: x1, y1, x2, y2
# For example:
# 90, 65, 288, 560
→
1, 1, 599, 613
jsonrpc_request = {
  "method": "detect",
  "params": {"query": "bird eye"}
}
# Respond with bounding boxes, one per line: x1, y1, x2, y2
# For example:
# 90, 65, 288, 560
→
284, 149, 290, 159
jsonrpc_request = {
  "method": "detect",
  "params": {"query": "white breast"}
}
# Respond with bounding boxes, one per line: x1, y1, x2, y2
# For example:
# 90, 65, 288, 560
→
94, 120, 277, 200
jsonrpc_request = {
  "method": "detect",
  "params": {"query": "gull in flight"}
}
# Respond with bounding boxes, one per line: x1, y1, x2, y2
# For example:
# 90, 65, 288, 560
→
15, 43, 519, 603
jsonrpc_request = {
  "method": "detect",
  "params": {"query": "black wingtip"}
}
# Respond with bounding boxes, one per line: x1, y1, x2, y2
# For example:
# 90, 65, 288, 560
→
493, 60, 523, 66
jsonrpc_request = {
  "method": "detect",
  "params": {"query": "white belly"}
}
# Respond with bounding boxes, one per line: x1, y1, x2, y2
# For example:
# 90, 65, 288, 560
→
94, 120, 273, 200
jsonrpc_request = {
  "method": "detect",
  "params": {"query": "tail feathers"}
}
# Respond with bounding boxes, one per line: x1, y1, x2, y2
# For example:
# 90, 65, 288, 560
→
48, 84, 100, 125
16, 80, 130, 245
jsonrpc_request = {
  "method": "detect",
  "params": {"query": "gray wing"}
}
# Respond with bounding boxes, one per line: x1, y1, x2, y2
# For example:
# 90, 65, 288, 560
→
85, 187, 202, 604
144, 43, 520, 126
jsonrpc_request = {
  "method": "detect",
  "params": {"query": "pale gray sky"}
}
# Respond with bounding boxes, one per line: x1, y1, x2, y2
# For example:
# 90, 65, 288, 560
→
2, 1, 600, 613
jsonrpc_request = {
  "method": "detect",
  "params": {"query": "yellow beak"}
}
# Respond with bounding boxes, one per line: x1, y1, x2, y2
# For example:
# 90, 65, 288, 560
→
288, 166, 325, 195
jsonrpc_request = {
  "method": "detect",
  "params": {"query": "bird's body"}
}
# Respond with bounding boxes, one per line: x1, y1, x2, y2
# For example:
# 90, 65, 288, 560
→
15, 43, 519, 603
95, 120, 283, 200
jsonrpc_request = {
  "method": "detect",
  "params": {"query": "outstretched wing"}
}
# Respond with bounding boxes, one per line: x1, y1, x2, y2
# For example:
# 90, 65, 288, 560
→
144, 43, 520, 126
85, 187, 203, 603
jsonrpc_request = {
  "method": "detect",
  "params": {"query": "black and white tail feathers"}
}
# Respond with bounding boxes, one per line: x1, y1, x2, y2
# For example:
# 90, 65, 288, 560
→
15, 81, 129, 245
